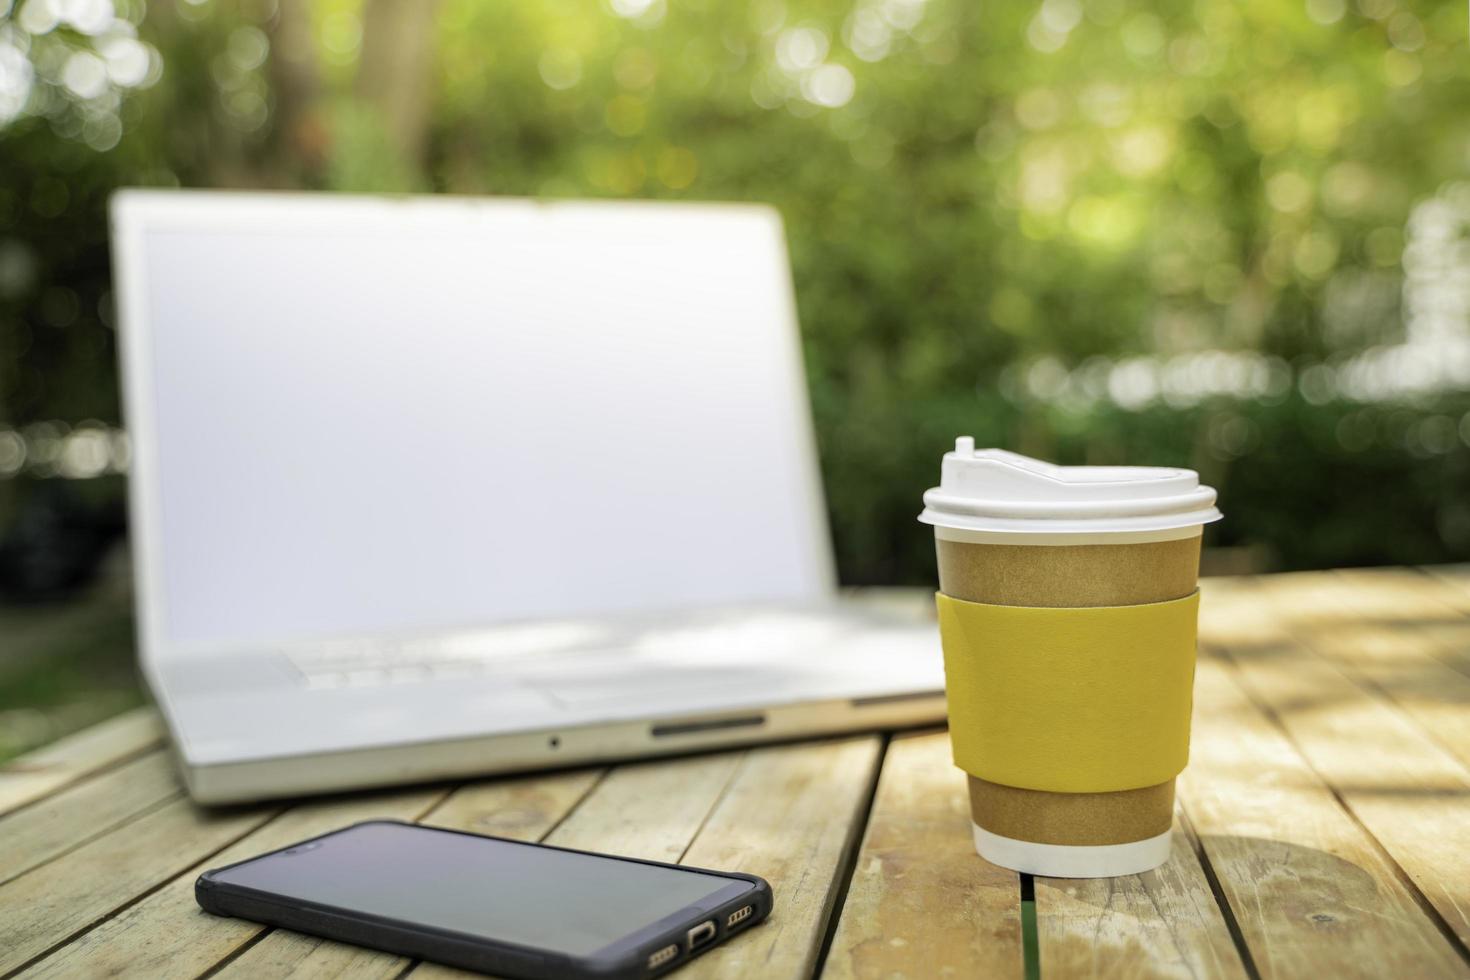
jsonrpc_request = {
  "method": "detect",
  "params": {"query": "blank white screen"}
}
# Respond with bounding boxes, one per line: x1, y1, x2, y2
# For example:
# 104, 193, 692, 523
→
130, 198, 830, 648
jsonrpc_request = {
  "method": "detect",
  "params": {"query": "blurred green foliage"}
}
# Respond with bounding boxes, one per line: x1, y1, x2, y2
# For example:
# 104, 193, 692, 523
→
3, 0, 1470, 588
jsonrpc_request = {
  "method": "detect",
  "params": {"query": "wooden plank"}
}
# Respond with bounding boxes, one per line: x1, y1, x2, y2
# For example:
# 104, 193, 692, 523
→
20, 572, 1464, 979
541, 749, 744, 860
1197, 574, 1254, 608
823, 730, 1023, 980
1366, 566, 1470, 617
0, 795, 276, 974
415, 766, 605, 841
21, 783, 447, 980
675, 736, 885, 980
0, 750, 180, 885
211, 768, 604, 980
0, 708, 163, 816
1033, 813, 1249, 980
408, 751, 748, 980
215, 930, 404, 980
410, 742, 867, 980
1217, 575, 1470, 949
1258, 569, 1470, 773
1177, 645, 1468, 978
1422, 564, 1470, 608
1285, 567, 1470, 679
1383, 568, 1470, 677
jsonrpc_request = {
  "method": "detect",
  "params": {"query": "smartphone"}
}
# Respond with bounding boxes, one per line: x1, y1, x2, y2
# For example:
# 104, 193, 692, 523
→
196, 820, 771, 979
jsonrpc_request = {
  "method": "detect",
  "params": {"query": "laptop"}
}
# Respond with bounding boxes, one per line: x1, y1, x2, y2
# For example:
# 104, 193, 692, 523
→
109, 191, 945, 804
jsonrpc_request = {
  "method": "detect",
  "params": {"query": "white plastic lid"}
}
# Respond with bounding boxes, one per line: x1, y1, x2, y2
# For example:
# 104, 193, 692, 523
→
918, 438, 1222, 535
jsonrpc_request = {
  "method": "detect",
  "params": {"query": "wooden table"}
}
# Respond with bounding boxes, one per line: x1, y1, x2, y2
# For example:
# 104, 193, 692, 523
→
3, 568, 1470, 979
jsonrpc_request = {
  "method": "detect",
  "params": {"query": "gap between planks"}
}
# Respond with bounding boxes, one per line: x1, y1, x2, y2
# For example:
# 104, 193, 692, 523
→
1223, 573, 1470, 951
0, 708, 164, 818
1030, 807, 1249, 980
1279, 568, 1470, 771
1017, 581, 1252, 980
0, 750, 182, 886
12, 573, 1469, 979
822, 730, 1025, 979
232, 736, 884, 980
11, 772, 595, 980
10, 735, 885, 980
809, 734, 889, 979
380, 736, 886, 980
1189, 577, 1470, 978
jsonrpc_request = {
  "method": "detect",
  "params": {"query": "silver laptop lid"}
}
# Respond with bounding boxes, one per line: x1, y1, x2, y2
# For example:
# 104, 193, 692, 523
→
110, 192, 835, 660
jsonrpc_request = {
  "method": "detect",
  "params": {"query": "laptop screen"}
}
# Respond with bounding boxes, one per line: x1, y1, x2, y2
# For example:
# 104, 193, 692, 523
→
113, 195, 833, 651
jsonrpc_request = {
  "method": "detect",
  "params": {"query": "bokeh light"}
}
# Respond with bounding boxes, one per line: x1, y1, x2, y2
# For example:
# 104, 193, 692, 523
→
2, 0, 1470, 586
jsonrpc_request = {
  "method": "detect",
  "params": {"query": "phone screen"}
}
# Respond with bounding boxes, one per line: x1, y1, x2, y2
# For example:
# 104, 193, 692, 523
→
207, 822, 751, 957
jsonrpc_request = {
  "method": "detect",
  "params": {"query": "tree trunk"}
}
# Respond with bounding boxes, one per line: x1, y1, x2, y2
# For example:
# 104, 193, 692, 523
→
355, 0, 440, 173
265, 0, 328, 185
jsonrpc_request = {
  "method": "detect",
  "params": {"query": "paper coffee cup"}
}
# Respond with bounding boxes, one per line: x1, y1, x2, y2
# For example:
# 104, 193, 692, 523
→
920, 440, 1221, 878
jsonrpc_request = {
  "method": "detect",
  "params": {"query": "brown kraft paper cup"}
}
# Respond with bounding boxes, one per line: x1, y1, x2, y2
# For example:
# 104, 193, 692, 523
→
936, 534, 1201, 856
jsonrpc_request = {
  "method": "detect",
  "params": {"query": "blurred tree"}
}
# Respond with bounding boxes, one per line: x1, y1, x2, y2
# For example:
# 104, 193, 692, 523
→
355, 0, 437, 172
264, 0, 327, 183
1, 0, 1468, 589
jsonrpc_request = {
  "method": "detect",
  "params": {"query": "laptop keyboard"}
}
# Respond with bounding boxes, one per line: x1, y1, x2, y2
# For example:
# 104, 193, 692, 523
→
283, 611, 856, 690
285, 622, 622, 689
288, 644, 634, 689
290, 650, 501, 688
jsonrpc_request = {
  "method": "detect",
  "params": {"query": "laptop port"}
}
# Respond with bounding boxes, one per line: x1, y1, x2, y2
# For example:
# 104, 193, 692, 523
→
651, 714, 765, 738
648, 943, 679, 969
727, 905, 753, 928
686, 920, 717, 950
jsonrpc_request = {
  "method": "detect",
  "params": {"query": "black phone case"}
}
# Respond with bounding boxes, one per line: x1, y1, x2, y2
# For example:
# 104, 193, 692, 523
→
195, 819, 772, 980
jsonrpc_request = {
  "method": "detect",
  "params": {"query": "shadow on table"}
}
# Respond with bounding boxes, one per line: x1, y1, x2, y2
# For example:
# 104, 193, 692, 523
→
1202, 627, 1470, 726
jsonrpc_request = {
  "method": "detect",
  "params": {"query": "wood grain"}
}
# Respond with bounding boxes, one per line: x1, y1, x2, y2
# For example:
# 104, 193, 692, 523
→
8, 576, 1470, 979
18, 786, 445, 979
1313, 568, 1470, 677
1324, 568, 1470, 679
408, 751, 747, 980
823, 730, 1024, 980
1215, 574, 1470, 949
1421, 564, 1470, 614
1263, 569, 1470, 772
215, 930, 405, 980
0, 708, 163, 817
418, 766, 606, 842
0, 750, 180, 885
543, 750, 743, 860
676, 736, 885, 980
1178, 644, 1468, 978
214, 768, 605, 980
1033, 814, 1248, 980
0, 796, 276, 974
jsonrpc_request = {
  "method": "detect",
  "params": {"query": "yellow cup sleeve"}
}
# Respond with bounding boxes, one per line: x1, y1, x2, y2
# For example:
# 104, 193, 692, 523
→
937, 590, 1199, 794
